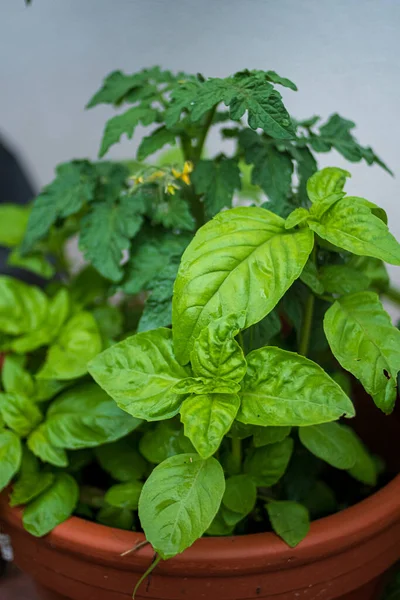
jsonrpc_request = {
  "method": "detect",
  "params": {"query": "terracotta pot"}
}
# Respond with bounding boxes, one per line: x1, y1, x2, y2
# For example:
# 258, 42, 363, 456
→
2, 398, 400, 600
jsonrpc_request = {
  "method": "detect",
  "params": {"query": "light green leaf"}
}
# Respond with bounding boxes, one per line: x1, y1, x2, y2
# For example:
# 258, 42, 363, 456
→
37, 312, 102, 380
190, 314, 246, 382
34, 379, 71, 403
10, 472, 55, 507
285, 207, 310, 229
0, 393, 42, 437
300, 260, 324, 295
324, 292, 400, 413
21, 161, 95, 253
138, 453, 225, 559
11, 288, 70, 353
309, 197, 400, 265
0, 429, 22, 491
173, 377, 240, 395
222, 474, 257, 516
88, 328, 191, 421
343, 427, 378, 486
173, 207, 314, 364
319, 265, 370, 295
22, 474, 79, 537
95, 438, 147, 481
192, 158, 241, 218
0, 204, 30, 247
97, 506, 133, 530
253, 426, 291, 447
307, 167, 350, 203
244, 438, 293, 486
99, 106, 159, 157
79, 197, 143, 282
238, 347, 355, 426
105, 481, 143, 510
7, 248, 55, 279
2, 355, 35, 396
27, 425, 68, 467
180, 393, 240, 458
0, 276, 48, 336
267, 501, 310, 547
298, 422, 357, 469
139, 421, 193, 464
41, 382, 141, 450
137, 126, 176, 161
347, 255, 389, 292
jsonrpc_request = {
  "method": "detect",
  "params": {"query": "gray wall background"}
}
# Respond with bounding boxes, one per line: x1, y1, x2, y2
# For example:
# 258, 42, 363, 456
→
1, 0, 399, 282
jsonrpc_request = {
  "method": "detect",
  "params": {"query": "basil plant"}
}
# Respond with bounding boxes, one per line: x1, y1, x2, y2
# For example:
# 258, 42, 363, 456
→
0, 67, 399, 569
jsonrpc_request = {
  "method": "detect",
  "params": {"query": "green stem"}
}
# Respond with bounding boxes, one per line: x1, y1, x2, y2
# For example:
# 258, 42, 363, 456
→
132, 554, 161, 599
298, 246, 317, 357
231, 437, 242, 475
179, 134, 193, 162
193, 104, 217, 162
258, 494, 275, 503
383, 286, 400, 306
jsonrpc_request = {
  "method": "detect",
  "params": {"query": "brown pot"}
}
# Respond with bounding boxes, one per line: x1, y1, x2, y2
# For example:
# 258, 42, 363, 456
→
2, 397, 400, 600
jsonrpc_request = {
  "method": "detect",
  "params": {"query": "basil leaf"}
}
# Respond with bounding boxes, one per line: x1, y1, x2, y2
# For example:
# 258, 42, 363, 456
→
319, 265, 370, 295
139, 421, 193, 464
0, 276, 48, 336
97, 506, 134, 530
0, 204, 30, 247
244, 438, 293, 486
40, 383, 141, 450
180, 393, 240, 458
88, 328, 191, 421
190, 314, 246, 383
173, 377, 240, 395
138, 453, 225, 559
300, 259, 324, 295
347, 255, 389, 292
10, 472, 55, 507
285, 207, 310, 229
306, 167, 350, 203
37, 312, 101, 380
253, 426, 291, 447
27, 425, 68, 467
298, 422, 357, 469
324, 292, 400, 413
7, 248, 55, 279
95, 438, 147, 482
34, 379, 71, 403
309, 197, 400, 265
343, 427, 378, 486
242, 309, 281, 353
238, 347, 355, 426
206, 510, 235, 536
2, 355, 35, 396
302, 481, 337, 519
173, 207, 314, 363
0, 393, 42, 437
105, 481, 143, 510
222, 474, 256, 517
0, 429, 22, 491
266, 501, 310, 547
22, 474, 79, 537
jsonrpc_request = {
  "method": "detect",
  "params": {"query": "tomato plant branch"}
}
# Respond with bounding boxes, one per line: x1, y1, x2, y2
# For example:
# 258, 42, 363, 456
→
383, 286, 400, 306
193, 104, 217, 162
298, 246, 317, 357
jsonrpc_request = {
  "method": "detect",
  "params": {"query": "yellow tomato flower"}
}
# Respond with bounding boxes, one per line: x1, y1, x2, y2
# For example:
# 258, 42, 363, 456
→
148, 170, 165, 182
132, 175, 144, 184
165, 183, 179, 195
172, 161, 193, 186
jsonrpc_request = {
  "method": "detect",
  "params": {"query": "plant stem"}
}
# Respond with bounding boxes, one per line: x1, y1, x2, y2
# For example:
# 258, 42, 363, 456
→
231, 437, 242, 475
194, 104, 217, 162
298, 246, 317, 357
383, 286, 400, 306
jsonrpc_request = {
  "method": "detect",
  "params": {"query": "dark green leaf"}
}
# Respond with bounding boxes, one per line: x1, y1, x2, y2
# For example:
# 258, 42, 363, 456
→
95, 438, 147, 481
137, 126, 176, 161
222, 474, 257, 516
253, 426, 291, 447
343, 426, 378, 486
242, 310, 281, 353
298, 422, 357, 469
244, 438, 293, 486
151, 194, 195, 232
99, 106, 159, 157
139, 421, 193, 464
265, 70, 298, 91
137, 260, 180, 333
10, 472, 55, 507
267, 501, 310, 547
105, 481, 143, 510
97, 505, 134, 530
192, 158, 241, 217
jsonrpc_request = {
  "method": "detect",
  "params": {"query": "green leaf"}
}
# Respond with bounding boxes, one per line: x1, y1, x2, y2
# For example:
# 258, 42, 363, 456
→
27, 425, 68, 467
11, 288, 70, 354
137, 261, 179, 333
21, 161, 95, 253
99, 106, 159, 157
285, 207, 310, 229
138, 453, 225, 559
293, 146, 318, 206
137, 126, 176, 161
319, 265, 370, 295
97, 506, 134, 530
222, 474, 257, 516
10, 472, 55, 507
0, 429, 22, 491
0, 204, 30, 247
300, 260, 324, 295
0, 276, 48, 336
79, 197, 143, 282
306, 167, 350, 203
40, 382, 141, 450
324, 292, 400, 413
253, 426, 291, 447
244, 438, 293, 486
7, 247, 55, 279
265, 70, 298, 91
302, 481, 336, 519
173, 207, 314, 364
139, 421, 193, 464
242, 310, 281, 353
151, 194, 195, 232
192, 158, 241, 218
309, 196, 400, 266
180, 393, 240, 458
343, 427, 377, 486
0, 393, 42, 437
37, 312, 102, 380
22, 474, 79, 537
190, 314, 246, 382
88, 328, 191, 421
2, 355, 35, 396
266, 501, 310, 547
87, 70, 150, 107
92, 304, 123, 345
298, 422, 357, 469
34, 379, 71, 403
238, 347, 355, 426
95, 438, 147, 481
347, 255, 389, 292
105, 481, 143, 510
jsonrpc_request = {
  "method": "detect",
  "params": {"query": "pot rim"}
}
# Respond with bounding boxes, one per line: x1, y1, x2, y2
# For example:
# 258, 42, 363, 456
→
2, 472, 400, 575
